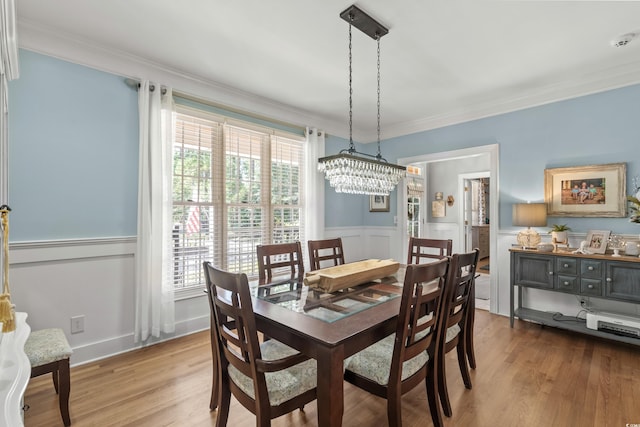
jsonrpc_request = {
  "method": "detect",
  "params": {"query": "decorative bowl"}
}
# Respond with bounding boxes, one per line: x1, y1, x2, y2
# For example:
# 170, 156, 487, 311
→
537, 243, 554, 252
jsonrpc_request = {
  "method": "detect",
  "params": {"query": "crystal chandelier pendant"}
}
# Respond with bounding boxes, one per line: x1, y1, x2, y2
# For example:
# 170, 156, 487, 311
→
318, 5, 406, 196
318, 153, 406, 195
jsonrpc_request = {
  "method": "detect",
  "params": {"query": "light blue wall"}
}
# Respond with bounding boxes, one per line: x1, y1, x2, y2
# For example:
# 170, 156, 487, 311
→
323, 135, 368, 227
10, 50, 640, 237
8, 50, 139, 240
328, 84, 640, 234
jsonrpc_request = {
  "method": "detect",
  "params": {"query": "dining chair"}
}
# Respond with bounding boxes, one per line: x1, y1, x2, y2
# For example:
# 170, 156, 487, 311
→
437, 249, 480, 417
256, 241, 304, 285
343, 258, 452, 427
307, 237, 345, 271
203, 261, 317, 427
407, 237, 453, 264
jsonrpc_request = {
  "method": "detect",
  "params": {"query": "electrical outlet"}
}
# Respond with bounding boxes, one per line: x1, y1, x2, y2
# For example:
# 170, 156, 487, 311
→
71, 315, 85, 334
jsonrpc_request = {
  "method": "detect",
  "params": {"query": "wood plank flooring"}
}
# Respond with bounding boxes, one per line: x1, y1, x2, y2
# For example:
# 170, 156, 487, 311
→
24, 310, 640, 426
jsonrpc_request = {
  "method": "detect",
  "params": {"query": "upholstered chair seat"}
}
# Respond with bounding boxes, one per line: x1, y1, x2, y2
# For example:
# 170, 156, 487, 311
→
344, 334, 429, 386
228, 339, 317, 406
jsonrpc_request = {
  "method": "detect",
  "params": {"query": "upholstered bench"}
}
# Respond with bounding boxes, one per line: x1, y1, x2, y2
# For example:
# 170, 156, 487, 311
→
24, 328, 73, 426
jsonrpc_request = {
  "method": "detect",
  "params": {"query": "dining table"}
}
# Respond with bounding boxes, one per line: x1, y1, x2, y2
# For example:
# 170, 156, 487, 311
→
250, 273, 403, 427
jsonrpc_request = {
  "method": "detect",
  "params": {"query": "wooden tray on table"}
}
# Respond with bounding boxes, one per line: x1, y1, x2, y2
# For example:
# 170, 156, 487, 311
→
303, 259, 400, 293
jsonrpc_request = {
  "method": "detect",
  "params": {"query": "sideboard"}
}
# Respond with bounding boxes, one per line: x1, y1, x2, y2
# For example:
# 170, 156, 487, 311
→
0, 312, 31, 426
510, 248, 640, 345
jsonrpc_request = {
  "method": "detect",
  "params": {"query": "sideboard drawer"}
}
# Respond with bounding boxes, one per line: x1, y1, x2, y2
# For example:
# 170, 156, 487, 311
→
581, 260, 603, 279
580, 278, 603, 297
557, 258, 577, 275
556, 275, 579, 293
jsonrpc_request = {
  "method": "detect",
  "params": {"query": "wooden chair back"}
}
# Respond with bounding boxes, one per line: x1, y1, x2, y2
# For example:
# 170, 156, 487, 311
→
344, 258, 451, 427
307, 238, 345, 271
437, 249, 480, 416
256, 241, 304, 285
203, 261, 316, 425
407, 237, 453, 264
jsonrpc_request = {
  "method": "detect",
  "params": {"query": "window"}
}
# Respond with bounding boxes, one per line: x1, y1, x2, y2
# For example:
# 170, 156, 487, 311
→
406, 165, 423, 237
171, 105, 304, 294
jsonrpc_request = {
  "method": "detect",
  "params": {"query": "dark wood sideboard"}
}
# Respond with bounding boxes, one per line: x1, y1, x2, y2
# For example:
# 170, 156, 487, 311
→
510, 248, 640, 346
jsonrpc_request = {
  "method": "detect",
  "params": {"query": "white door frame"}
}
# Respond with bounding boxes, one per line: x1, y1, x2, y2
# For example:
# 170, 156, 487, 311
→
458, 172, 490, 253
397, 143, 499, 313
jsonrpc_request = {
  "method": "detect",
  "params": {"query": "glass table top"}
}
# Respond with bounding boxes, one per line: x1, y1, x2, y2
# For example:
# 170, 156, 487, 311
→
253, 277, 401, 323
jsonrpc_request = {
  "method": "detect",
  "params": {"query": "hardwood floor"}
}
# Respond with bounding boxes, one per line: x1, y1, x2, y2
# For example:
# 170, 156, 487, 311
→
24, 310, 640, 426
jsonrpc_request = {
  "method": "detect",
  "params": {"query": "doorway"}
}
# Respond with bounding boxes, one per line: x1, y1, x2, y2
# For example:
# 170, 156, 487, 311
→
460, 174, 490, 310
397, 144, 499, 314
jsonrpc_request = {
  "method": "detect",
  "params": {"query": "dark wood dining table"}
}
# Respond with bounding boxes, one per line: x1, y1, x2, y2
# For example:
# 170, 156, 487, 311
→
251, 276, 403, 427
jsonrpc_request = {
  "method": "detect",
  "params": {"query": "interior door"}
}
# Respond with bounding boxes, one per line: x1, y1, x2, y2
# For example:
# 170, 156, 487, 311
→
463, 179, 474, 252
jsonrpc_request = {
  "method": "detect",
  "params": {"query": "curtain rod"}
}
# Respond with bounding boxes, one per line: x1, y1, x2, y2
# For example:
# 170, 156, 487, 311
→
124, 78, 167, 95
123, 78, 306, 136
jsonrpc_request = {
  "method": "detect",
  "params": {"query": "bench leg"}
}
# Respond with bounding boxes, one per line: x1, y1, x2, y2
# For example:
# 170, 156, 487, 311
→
59, 359, 71, 426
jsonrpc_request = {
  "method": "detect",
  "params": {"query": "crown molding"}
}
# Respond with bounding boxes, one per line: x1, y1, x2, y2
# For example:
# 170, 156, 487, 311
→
17, 19, 344, 137
370, 61, 640, 143
17, 19, 640, 144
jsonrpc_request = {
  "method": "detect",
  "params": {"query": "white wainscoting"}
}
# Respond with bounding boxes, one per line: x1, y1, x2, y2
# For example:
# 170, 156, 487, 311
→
9, 238, 210, 366
325, 226, 401, 262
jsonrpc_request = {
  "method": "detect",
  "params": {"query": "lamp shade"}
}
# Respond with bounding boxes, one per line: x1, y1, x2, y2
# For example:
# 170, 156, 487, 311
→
512, 203, 547, 227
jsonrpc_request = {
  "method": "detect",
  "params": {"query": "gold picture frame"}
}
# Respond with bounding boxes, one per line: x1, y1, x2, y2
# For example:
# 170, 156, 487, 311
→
369, 195, 389, 212
432, 200, 445, 217
544, 163, 626, 217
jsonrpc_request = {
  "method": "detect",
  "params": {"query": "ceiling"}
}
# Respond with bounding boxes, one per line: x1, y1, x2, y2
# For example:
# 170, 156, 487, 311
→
15, 0, 640, 142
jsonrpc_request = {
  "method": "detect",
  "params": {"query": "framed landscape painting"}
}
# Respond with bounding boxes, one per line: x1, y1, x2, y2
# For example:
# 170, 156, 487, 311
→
544, 163, 626, 217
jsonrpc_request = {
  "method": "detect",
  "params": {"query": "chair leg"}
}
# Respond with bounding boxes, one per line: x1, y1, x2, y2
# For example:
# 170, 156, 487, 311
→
456, 342, 472, 390
437, 351, 452, 417
386, 390, 402, 427
58, 358, 71, 426
52, 369, 59, 394
215, 376, 231, 427
426, 361, 443, 427
466, 299, 477, 369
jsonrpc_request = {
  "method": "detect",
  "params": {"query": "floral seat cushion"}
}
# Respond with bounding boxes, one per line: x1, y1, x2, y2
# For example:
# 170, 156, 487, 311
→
344, 334, 429, 386
24, 328, 73, 367
227, 339, 317, 406
446, 324, 461, 343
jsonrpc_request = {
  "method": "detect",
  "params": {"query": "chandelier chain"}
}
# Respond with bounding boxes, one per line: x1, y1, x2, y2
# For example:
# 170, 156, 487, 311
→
376, 34, 381, 159
348, 15, 355, 152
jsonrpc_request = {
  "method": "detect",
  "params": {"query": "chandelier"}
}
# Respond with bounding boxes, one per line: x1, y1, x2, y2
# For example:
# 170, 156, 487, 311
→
318, 5, 406, 196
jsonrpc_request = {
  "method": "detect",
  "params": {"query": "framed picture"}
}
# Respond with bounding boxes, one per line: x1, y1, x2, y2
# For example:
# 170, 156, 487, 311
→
432, 200, 445, 217
369, 195, 389, 212
585, 230, 610, 254
544, 163, 626, 217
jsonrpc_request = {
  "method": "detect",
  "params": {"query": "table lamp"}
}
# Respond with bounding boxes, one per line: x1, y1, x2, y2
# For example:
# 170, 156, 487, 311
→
512, 203, 547, 249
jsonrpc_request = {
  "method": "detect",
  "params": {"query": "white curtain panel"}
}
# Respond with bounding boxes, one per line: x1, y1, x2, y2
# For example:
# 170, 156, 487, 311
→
304, 127, 325, 242
0, 0, 19, 206
135, 81, 175, 342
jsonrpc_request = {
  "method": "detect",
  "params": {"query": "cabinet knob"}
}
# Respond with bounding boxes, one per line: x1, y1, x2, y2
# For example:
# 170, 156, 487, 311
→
563, 281, 569, 286
548, 271, 554, 275
588, 284, 594, 289
606, 277, 612, 282
563, 264, 569, 268
588, 266, 594, 271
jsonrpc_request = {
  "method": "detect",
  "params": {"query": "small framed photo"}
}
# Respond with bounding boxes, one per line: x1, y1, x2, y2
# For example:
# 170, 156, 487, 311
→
432, 200, 446, 217
369, 195, 389, 212
585, 230, 610, 254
